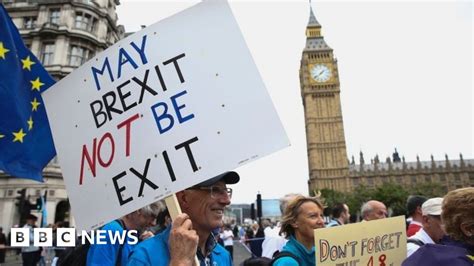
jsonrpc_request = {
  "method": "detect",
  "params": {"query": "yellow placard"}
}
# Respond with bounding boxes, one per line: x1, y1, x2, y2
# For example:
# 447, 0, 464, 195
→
314, 216, 407, 266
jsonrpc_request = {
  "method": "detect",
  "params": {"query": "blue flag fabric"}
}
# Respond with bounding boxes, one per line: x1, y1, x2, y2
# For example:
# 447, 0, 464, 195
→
0, 4, 56, 182
41, 193, 47, 227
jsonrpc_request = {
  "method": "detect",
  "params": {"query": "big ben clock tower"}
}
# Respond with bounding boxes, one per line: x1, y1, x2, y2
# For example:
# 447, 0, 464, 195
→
300, 5, 349, 193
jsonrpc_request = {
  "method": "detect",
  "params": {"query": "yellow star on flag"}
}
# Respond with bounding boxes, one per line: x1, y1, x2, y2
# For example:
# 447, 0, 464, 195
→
21, 56, 35, 71
31, 98, 41, 111
31, 77, 44, 91
27, 116, 34, 130
0, 42, 9, 59
0, 134, 4, 139
12, 128, 26, 143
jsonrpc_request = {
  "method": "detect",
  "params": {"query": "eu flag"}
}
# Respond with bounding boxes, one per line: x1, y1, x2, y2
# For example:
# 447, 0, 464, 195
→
0, 4, 56, 182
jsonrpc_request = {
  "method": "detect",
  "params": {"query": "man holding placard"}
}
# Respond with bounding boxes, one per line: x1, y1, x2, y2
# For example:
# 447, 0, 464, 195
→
128, 171, 239, 266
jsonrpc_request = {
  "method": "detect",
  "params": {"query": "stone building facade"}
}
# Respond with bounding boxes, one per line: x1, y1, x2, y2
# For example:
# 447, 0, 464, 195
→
0, 0, 123, 231
300, 6, 474, 193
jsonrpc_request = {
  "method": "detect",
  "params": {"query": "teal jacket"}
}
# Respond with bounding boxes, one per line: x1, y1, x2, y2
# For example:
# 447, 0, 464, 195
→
127, 226, 232, 266
86, 220, 133, 266
273, 236, 315, 266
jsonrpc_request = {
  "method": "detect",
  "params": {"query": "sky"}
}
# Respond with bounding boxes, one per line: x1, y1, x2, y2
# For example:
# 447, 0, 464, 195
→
116, 0, 473, 204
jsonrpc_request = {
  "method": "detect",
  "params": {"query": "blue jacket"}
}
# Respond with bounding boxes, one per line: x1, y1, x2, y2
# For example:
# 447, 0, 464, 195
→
273, 236, 315, 266
86, 220, 134, 266
326, 219, 342, 227
127, 226, 232, 266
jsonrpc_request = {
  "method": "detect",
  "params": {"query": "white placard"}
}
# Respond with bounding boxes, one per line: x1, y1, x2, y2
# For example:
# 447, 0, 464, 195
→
43, 1, 289, 230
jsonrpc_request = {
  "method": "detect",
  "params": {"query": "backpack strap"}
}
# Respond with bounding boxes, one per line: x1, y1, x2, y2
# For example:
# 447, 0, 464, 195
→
271, 251, 301, 265
407, 238, 425, 246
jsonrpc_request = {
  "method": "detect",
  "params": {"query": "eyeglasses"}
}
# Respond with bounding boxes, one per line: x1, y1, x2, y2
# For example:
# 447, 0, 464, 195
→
189, 186, 233, 199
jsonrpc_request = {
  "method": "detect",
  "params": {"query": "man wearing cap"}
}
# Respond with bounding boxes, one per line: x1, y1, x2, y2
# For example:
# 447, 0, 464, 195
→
406, 197, 446, 257
21, 214, 41, 266
128, 171, 239, 266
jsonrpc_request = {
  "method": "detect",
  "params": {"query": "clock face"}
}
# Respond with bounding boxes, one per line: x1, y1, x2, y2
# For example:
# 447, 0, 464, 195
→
310, 64, 332, 83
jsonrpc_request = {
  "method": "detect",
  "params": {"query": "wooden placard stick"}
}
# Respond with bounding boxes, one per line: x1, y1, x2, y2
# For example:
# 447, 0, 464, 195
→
165, 194, 200, 266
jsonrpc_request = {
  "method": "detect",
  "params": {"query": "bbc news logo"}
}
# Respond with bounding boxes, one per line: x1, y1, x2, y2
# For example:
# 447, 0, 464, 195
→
10, 228, 139, 247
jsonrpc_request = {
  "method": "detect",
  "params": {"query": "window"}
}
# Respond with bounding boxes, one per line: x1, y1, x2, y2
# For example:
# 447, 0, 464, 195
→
439, 175, 446, 182
454, 173, 461, 182
424, 175, 431, 182
7, 190, 13, 197
411, 176, 417, 184
75, 12, 95, 32
49, 9, 60, 25
23, 17, 37, 29
352, 178, 359, 186
396, 176, 403, 183
69, 45, 92, 66
49, 190, 55, 197
367, 177, 374, 186
41, 43, 55, 65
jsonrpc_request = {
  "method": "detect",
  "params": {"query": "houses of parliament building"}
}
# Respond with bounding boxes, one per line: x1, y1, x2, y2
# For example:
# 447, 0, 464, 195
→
300, 6, 474, 193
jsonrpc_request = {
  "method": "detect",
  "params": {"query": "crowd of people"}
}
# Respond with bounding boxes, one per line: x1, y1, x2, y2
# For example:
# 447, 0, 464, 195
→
1, 170, 473, 266
0, 215, 72, 266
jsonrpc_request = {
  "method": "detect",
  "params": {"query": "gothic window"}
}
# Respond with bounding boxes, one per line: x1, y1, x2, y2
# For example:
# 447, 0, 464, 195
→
454, 173, 461, 182
396, 176, 403, 183
439, 175, 446, 182
469, 172, 474, 184
41, 43, 55, 65
367, 177, 374, 186
424, 175, 431, 182
411, 176, 417, 184
352, 178, 359, 186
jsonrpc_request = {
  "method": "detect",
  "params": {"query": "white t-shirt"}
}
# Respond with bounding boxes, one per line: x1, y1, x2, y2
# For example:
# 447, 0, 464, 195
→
220, 229, 234, 246
262, 226, 287, 258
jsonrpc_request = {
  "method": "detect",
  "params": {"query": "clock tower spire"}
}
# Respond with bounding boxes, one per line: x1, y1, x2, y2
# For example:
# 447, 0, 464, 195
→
300, 3, 349, 193
307, 4, 321, 38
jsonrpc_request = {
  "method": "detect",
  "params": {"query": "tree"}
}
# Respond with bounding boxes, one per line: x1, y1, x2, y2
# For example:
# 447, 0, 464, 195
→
346, 185, 373, 217
372, 182, 409, 216
319, 188, 345, 209
409, 182, 445, 198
